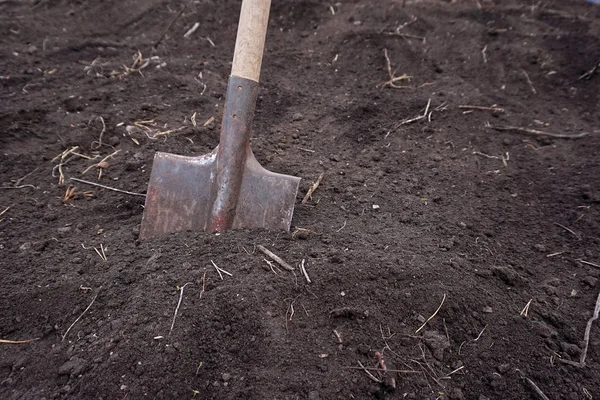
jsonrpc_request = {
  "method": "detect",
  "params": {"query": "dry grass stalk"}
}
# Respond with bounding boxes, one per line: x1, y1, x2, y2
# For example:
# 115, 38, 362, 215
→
257, 245, 294, 271
302, 172, 324, 204
377, 49, 412, 89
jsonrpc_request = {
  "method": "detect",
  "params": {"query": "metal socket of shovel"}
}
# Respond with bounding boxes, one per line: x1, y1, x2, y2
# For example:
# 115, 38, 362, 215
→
140, 0, 300, 240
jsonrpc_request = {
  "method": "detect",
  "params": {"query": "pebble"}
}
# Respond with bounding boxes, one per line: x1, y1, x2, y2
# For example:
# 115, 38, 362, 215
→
483, 306, 493, 313
291, 112, 304, 121
222, 373, 231, 382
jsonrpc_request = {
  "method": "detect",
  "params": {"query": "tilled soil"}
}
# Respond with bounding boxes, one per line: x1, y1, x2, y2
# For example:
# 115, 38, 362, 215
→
1, 0, 600, 399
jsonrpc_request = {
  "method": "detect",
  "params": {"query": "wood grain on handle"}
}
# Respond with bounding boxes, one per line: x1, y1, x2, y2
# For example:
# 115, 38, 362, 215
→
231, 0, 271, 83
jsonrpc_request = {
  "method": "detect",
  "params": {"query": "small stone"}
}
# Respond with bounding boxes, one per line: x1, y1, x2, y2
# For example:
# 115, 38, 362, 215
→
120, 385, 127, 391
57, 226, 72, 235
496, 363, 510, 373
583, 276, 598, 287
483, 306, 493, 313
534, 244, 546, 252
58, 357, 88, 376
449, 388, 465, 400
417, 314, 426, 323
291, 112, 304, 121
308, 391, 321, 400
222, 373, 231, 382
372, 204, 380, 210
26, 45, 38, 54
19, 242, 32, 252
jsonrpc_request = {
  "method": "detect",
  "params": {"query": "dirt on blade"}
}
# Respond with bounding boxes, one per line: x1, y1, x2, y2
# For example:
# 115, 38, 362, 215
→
1, 0, 600, 399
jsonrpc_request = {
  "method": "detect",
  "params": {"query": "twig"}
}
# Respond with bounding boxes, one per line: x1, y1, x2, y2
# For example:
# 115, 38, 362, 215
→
487, 124, 589, 139
394, 99, 431, 129
416, 293, 446, 333
91, 116, 106, 150
82, 149, 120, 175
554, 222, 581, 240
336, 220, 347, 233
344, 366, 421, 374
357, 361, 381, 383
441, 365, 465, 379
70, 177, 146, 197
578, 61, 599, 80
473, 151, 501, 160
0, 205, 10, 220
183, 22, 200, 38
575, 259, 600, 269
15, 168, 39, 186
516, 369, 550, 400
210, 260, 232, 280
62, 292, 99, 342
0, 338, 39, 344
520, 298, 533, 317
153, 5, 186, 49
169, 283, 192, 336
473, 324, 487, 341
459, 105, 504, 113
378, 49, 412, 89
200, 271, 206, 298
559, 291, 600, 368
522, 69, 537, 94
481, 44, 488, 63
257, 245, 294, 271
302, 172, 325, 204
299, 259, 311, 283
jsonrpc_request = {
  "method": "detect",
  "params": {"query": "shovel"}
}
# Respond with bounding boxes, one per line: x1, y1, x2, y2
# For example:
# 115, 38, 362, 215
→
140, 0, 300, 240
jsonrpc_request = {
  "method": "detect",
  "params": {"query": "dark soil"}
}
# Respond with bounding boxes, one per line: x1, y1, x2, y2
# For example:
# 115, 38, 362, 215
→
1, 0, 600, 399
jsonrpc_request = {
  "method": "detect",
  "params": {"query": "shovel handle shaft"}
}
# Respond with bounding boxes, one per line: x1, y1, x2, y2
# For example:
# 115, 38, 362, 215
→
231, 0, 271, 83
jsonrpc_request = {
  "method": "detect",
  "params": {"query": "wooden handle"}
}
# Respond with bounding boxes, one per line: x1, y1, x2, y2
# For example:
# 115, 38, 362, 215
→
231, 0, 271, 83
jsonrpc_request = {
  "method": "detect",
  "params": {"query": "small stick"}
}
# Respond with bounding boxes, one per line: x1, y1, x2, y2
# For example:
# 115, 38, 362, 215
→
153, 5, 186, 49
344, 366, 421, 374
520, 299, 533, 317
200, 271, 206, 298
210, 260, 232, 280
333, 329, 343, 343
357, 361, 382, 383
257, 245, 294, 271
560, 291, 600, 368
82, 149, 120, 175
488, 124, 589, 139
91, 116, 106, 150
299, 259, 311, 283
70, 177, 146, 197
473, 324, 487, 341
575, 259, 600, 269
169, 283, 192, 336
554, 222, 581, 240
481, 44, 488, 63
203, 116, 214, 127
578, 61, 599, 80
442, 365, 465, 379
394, 99, 431, 128
522, 70, 537, 94
183, 22, 200, 38
516, 369, 550, 400
416, 293, 446, 333
459, 105, 504, 113
0, 206, 10, 219
378, 49, 412, 89
302, 172, 325, 204
15, 167, 39, 186
0, 338, 39, 344
473, 151, 501, 160
62, 292, 99, 342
